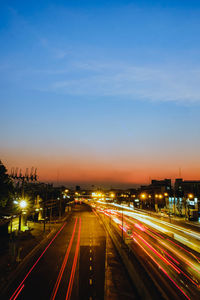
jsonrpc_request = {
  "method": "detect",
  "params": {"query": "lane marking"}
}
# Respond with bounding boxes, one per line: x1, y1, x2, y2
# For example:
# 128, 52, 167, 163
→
9, 222, 66, 300
51, 218, 78, 300
90, 266, 92, 271
89, 279, 92, 285
65, 217, 81, 300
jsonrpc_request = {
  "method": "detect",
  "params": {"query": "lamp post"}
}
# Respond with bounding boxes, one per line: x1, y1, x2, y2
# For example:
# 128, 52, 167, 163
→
140, 193, 146, 209
18, 200, 27, 232
164, 192, 168, 207
187, 193, 194, 220
148, 194, 152, 210
155, 194, 159, 212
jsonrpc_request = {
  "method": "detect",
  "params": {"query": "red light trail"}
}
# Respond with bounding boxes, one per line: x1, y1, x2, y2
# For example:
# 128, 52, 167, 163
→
51, 218, 78, 300
134, 238, 191, 300
66, 217, 81, 300
12, 284, 24, 300
9, 222, 66, 300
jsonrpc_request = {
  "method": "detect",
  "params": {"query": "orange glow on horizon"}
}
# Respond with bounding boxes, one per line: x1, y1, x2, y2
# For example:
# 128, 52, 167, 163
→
2, 150, 200, 186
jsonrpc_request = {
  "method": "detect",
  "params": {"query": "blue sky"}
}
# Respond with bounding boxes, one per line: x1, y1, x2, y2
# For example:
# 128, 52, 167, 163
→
1, 0, 200, 186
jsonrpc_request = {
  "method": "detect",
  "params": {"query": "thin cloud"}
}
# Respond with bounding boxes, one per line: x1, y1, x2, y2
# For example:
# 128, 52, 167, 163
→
49, 61, 200, 103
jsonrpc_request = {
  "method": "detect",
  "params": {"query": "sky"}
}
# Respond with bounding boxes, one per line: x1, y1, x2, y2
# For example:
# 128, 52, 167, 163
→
1, 0, 200, 187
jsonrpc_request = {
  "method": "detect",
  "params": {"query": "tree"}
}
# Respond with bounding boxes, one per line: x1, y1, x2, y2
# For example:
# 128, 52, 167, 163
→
0, 160, 13, 208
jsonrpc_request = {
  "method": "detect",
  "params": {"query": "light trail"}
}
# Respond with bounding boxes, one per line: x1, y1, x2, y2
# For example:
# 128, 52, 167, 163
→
65, 217, 81, 300
154, 245, 200, 287
9, 222, 66, 300
51, 218, 78, 300
155, 244, 180, 265
101, 203, 200, 258
159, 240, 200, 276
133, 232, 181, 274
124, 211, 200, 264
167, 238, 200, 262
134, 223, 146, 231
133, 238, 191, 300
93, 203, 200, 297
124, 210, 200, 284
147, 228, 165, 239
101, 202, 200, 243
12, 284, 24, 300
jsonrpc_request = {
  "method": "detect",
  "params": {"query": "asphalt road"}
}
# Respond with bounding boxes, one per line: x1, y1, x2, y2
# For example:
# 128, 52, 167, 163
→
2, 204, 135, 300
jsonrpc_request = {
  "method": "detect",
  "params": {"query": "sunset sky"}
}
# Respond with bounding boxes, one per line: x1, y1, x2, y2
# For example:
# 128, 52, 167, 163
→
1, 0, 200, 187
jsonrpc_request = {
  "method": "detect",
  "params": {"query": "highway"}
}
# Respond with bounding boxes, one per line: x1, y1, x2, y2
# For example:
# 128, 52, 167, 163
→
92, 201, 200, 300
2, 204, 135, 300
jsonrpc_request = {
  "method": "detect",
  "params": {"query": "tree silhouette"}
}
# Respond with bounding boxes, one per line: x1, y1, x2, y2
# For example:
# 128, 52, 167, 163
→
0, 160, 13, 208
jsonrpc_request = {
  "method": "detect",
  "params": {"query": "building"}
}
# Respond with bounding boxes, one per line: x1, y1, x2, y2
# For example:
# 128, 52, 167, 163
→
173, 179, 199, 220
138, 179, 172, 211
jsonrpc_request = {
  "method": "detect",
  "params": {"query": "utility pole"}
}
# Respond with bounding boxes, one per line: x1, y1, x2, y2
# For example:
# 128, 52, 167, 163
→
10, 167, 38, 233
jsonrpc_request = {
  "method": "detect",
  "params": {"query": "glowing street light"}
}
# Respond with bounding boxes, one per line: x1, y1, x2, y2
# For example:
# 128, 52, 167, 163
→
19, 200, 27, 209
18, 199, 28, 232
140, 193, 146, 199
188, 193, 194, 199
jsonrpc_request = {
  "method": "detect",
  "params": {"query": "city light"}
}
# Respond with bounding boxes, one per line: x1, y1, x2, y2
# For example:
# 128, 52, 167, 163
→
19, 200, 27, 209
140, 193, 146, 199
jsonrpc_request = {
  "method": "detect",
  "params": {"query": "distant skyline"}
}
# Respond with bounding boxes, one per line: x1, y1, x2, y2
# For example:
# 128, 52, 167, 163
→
1, 0, 200, 187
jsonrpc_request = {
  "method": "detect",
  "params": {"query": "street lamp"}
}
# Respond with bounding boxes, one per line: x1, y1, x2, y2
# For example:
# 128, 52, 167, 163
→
188, 193, 194, 199
155, 194, 159, 212
18, 200, 27, 232
19, 200, 27, 209
186, 193, 194, 220
110, 193, 115, 199
148, 195, 152, 210
140, 193, 146, 209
